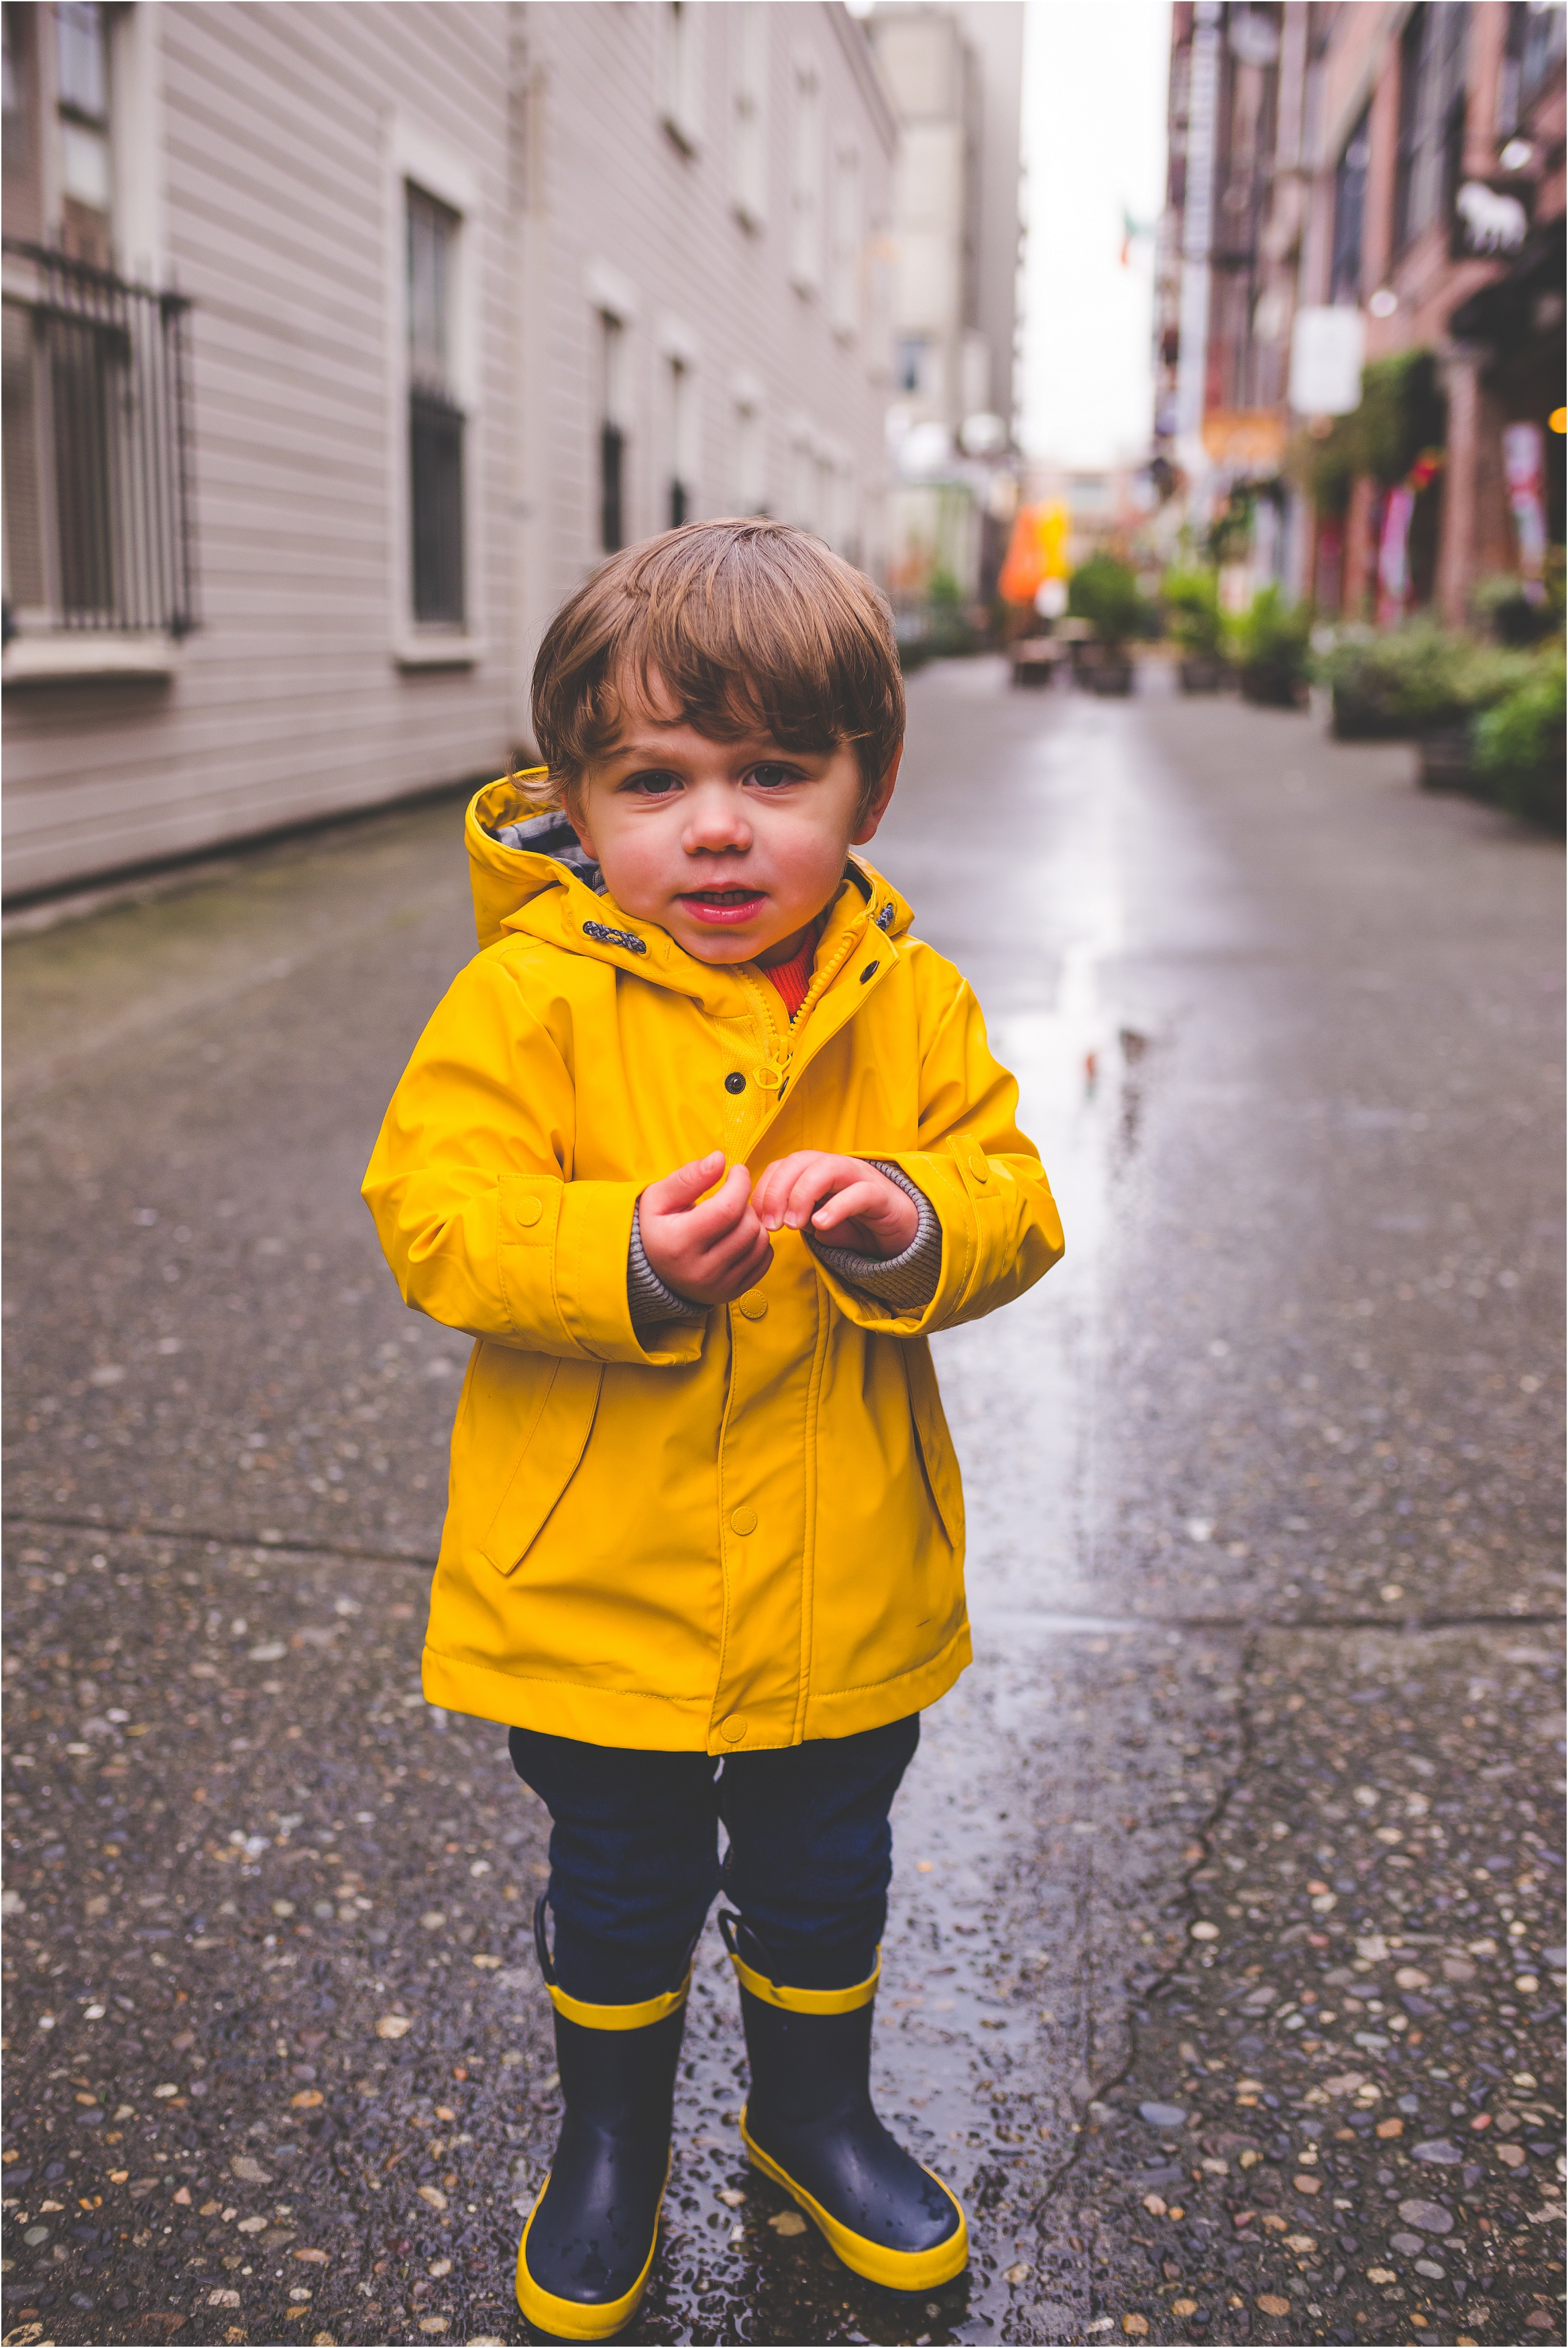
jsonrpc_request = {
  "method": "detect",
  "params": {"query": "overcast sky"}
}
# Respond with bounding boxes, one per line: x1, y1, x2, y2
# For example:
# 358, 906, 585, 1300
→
1017, 0, 1172, 468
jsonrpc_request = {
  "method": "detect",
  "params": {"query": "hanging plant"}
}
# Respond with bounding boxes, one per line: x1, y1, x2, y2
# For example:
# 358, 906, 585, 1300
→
1292, 350, 1449, 514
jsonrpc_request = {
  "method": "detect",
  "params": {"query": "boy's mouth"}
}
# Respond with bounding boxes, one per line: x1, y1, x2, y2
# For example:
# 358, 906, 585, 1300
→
678, 888, 767, 926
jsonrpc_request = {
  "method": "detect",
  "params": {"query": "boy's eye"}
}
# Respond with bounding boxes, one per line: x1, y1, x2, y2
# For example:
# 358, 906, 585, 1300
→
748, 763, 804, 790
622, 769, 682, 796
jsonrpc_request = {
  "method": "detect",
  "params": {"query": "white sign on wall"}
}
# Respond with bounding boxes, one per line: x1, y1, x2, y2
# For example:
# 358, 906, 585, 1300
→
1288, 307, 1366, 417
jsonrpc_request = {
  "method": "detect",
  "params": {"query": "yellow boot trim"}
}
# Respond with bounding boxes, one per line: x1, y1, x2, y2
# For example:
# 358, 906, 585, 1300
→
739, 2110, 969, 2291
545, 1970, 690, 2031
727, 1947, 879, 2014
514, 2152, 669, 2341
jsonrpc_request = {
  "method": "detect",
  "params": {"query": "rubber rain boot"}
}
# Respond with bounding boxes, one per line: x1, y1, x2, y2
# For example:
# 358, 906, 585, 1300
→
720, 1910, 968, 2291
516, 1895, 689, 2341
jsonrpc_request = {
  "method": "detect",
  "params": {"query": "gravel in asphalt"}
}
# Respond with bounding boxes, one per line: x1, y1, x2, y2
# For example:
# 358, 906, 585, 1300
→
2, 661, 1561, 2347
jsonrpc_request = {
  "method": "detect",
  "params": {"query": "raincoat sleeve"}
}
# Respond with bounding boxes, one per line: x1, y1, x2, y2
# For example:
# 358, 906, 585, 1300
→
361, 955, 706, 1369
811, 957, 1064, 1339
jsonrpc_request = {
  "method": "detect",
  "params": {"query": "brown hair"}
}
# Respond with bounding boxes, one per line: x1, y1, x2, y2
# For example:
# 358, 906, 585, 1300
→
527, 519, 904, 818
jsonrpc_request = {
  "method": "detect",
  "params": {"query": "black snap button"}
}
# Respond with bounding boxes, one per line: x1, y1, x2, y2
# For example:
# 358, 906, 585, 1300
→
724, 1071, 746, 1094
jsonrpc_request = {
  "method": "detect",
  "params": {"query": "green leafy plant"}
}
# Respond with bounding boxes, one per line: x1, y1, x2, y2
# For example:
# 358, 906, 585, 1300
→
1471, 657, 1566, 830
1357, 350, 1446, 486
1160, 566, 1225, 658
1066, 553, 1151, 651
1471, 570, 1563, 648
1290, 348, 1448, 514
1317, 624, 1534, 737
1230, 586, 1312, 707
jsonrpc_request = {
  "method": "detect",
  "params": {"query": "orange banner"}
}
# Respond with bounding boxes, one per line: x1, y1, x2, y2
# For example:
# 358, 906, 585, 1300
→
1200, 411, 1288, 467
998, 502, 1070, 605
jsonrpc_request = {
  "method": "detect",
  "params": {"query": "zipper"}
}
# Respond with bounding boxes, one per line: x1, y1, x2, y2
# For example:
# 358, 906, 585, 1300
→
738, 904, 895, 1157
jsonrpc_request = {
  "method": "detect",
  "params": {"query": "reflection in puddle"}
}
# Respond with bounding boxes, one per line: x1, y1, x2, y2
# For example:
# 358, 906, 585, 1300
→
638, 688, 1161, 2343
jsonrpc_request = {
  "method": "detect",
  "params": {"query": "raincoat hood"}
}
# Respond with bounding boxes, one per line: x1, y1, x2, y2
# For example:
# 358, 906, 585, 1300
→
465, 773, 913, 979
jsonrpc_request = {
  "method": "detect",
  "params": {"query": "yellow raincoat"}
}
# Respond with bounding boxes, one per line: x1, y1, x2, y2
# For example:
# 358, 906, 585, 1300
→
363, 778, 1064, 1756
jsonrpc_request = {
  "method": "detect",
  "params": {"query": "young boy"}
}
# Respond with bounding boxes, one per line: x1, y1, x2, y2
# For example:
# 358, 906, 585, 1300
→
363, 519, 1062, 2339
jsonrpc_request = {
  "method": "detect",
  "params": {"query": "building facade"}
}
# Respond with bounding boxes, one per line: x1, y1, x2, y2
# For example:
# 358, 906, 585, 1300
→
1153, 0, 1565, 625
862, 1, 1024, 608
2, 1, 896, 902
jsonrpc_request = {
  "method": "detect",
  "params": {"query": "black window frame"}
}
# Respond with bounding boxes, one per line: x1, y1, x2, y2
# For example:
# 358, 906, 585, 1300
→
1331, 107, 1371, 307
404, 182, 465, 630
1393, 3, 1470, 255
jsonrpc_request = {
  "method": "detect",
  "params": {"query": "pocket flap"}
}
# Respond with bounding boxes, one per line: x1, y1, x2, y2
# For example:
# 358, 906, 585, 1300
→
903, 1340, 965, 1552
480, 1356, 604, 1576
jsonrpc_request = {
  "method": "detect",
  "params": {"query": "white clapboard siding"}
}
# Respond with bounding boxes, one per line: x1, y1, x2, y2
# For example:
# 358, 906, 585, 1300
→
4, 1, 896, 899
5, 1, 516, 898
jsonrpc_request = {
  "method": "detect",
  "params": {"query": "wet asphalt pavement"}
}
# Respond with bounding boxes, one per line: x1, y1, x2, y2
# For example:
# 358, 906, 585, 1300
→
2, 658, 1562, 2348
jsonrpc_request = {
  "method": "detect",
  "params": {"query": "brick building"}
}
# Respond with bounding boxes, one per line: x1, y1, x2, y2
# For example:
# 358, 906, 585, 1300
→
1154, 1, 1565, 624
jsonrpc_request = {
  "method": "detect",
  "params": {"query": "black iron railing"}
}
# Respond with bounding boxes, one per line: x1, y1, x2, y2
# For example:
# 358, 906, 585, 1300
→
1, 240, 196, 639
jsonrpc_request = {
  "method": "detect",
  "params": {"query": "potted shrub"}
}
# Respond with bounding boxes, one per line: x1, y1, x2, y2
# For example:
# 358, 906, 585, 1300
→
1471, 573, 1557, 649
1471, 657, 1566, 831
924, 566, 976, 659
1231, 586, 1312, 707
1315, 624, 1526, 757
1318, 627, 1410, 739
1162, 566, 1229, 692
1066, 553, 1149, 696
1390, 636, 1534, 790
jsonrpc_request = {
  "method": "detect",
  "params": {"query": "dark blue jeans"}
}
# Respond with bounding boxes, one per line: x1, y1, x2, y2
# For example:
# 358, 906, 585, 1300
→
508, 1714, 920, 2004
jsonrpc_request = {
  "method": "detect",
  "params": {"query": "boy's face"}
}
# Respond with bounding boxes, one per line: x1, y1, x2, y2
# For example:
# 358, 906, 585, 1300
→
565, 671, 900, 967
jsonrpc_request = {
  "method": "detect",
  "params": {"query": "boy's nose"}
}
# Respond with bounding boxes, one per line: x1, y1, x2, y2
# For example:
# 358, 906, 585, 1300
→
683, 794, 752, 854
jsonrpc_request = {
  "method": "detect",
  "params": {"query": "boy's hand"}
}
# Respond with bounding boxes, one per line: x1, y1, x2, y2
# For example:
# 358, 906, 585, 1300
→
752, 1153, 918, 1260
639, 1151, 774, 1305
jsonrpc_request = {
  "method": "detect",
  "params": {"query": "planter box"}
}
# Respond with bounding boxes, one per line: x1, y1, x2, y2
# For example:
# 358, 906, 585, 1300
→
1088, 657, 1135, 697
1178, 655, 1229, 693
1491, 755, 1566, 833
1011, 638, 1064, 690
1330, 681, 1408, 740
1239, 667, 1307, 708
1417, 724, 1478, 794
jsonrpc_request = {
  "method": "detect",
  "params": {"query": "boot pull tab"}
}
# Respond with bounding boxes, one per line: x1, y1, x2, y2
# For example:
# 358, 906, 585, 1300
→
533, 1888, 558, 1986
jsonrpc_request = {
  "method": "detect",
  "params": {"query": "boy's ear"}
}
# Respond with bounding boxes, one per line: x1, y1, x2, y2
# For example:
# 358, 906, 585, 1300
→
850, 745, 903, 847
562, 796, 598, 861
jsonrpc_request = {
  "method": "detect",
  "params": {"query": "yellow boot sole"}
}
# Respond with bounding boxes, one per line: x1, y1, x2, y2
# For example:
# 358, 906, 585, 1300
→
740, 2107, 970, 2291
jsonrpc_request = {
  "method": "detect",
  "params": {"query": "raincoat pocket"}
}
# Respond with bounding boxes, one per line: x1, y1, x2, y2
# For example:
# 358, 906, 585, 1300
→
903, 1340, 965, 1554
478, 1354, 605, 1576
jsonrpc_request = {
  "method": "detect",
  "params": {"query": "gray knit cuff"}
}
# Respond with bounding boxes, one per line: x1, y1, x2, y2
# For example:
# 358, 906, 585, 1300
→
628, 1200, 708, 1330
806, 1161, 942, 1316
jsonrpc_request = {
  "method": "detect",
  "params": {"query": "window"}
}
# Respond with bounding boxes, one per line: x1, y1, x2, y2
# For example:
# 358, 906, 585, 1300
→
1392, 3, 1469, 253
667, 354, 695, 529
828, 142, 861, 339
733, 393, 765, 515
789, 61, 823, 294
896, 335, 929, 397
598, 311, 627, 554
1, 242, 196, 636
1330, 107, 1370, 305
406, 184, 464, 627
659, 1, 700, 154
55, 1, 112, 270
732, 7, 767, 227
3, 3, 44, 252
1500, 1, 1568, 126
